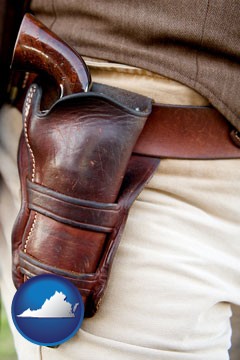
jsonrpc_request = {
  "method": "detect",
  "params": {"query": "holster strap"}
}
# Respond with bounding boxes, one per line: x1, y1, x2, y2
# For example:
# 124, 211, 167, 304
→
134, 104, 240, 159
28, 180, 121, 233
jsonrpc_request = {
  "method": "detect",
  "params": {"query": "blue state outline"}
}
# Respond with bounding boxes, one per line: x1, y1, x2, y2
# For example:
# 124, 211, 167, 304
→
11, 274, 84, 346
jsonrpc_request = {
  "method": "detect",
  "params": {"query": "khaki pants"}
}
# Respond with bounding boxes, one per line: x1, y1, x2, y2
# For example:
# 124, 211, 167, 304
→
0, 63, 240, 359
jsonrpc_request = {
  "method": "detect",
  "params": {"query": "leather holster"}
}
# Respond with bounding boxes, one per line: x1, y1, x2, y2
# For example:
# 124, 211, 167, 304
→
12, 82, 159, 316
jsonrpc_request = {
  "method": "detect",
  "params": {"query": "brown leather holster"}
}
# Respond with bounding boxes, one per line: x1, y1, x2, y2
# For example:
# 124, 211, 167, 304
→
12, 82, 160, 317
11, 11, 240, 320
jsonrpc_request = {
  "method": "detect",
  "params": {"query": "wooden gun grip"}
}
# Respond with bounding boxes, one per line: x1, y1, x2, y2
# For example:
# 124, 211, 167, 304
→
12, 13, 91, 98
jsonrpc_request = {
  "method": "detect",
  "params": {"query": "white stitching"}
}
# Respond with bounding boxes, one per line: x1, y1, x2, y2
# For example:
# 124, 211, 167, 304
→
24, 85, 37, 182
24, 212, 38, 253
23, 85, 37, 252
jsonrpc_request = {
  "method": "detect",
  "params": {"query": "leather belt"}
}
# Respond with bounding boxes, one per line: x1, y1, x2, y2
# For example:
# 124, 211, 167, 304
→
133, 104, 240, 159
16, 75, 240, 160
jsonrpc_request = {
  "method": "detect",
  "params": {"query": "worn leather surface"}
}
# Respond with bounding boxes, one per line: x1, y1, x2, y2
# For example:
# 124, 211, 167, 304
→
12, 80, 240, 317
12, 83, 158, 316
134, 105, 240, 159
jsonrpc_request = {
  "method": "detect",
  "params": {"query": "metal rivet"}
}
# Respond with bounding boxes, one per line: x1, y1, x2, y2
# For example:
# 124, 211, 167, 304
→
230, 129, 240, 148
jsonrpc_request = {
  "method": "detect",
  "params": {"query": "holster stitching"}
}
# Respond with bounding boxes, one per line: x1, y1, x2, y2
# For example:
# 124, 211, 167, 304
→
24, 212, 38, 253
23, 85, 38, 252
23, 85, 37, 182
